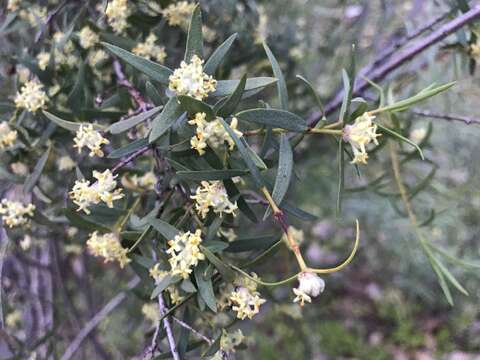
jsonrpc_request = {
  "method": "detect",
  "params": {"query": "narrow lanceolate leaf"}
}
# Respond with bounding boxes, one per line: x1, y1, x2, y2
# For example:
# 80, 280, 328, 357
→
42, 111, 103, 132
236, 108, 308, 132
217, 74, 246, 118
272, 134, 293, 204
200, 245, 235, 282
108, 106, 163, 134
185, 4, 203, 62
377, 123, 425, 160
339, 69, 351, 123
176, 169, 248, 181
24, 146, 51, 193
148, 218, 180, 240
151, 275, 181, 299
149, 97, 185, 143
204, 33, 238, 75
145, 81, 164, 106
336, 140, 345, 217
296, 75, 324, 115
219, 119, 265, 188
108, 138, 148, 159
194, 263, 217, 312
213, 77, 277, 97
226, 235, 278, 252
102, 42, 173, 84
177, 96, 214, 119
263, 43, 288, 110
67, 61, 86, 112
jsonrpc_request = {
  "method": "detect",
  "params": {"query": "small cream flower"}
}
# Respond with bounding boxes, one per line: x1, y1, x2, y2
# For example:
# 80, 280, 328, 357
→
14, 80, 48, 113
20, 235, 32, 250
73, 124, 109, 157
10, 162, 28, 176
191, 181, 238, 219
229, 285, 266, 320
142, 303, 160, 324
212, 329, 245, 359
57, 155, 76, 171
292, 272, 325, 306
0, 199, 35, 228
19, 6, 47, 27
69, 169, 124, 214
132, 33, 167, 63
7, 0, 21, 12
218, 228, 237, 242
409, 127, 427, 143
166, 229, 205, 279
105, 0, 130, 33
343, 113, 381, 165
78, 26, 99, 49
17, 66, 31, 83
0, 122, 18, 149
86, 231, 130, 268
88, 49, 109, 67
470, 42, 480, 60
168, 55, 217, 100
162, 1, 196, 28
149, 263, 168, 283
36, 52, 50, 71
188, 113, 242, 155
121, 171, 157, 192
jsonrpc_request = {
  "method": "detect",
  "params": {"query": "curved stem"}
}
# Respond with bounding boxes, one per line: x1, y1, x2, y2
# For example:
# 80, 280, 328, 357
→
230, 265, 300, 286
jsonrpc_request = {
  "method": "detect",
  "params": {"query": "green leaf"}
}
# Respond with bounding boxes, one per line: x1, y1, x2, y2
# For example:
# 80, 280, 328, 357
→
24, 146, 51, 194
339, 69, 351, 123
64, 208, 111, 233
200, 245, 235, 282
431, 262, 454, 306
219, 119, 265, 188
336, 140, 345, 217
272, 134, 293, 205
296, 75, 324, 115
42, 111, 104, 132
226, 235, 278, 252
177, 95, 214, 119
216, 74, 246, 118
145, 81, 164, 106
148, 218, 179, 240
185, 4, 203, 62
433, 257, 469, 296
176, 169, 248, 181
377, 123, 425, 160
108, 106, 162, 134
102, 42, 172, 84
213, 77, 277, 97
194, 263, 217, 312
224, 180, 258, 223
263, 42, 288, 109
107, 138, 148, 159
236, 108, 307, 132
67, 61, 87, 112
149, 97, 185, 143
204, 33, 238, 75
151, 275, 181, 299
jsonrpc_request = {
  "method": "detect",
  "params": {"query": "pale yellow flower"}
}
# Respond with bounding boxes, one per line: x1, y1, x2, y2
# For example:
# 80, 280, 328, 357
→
0, 199, 35, 228
57, 155, 76, 171
168, 55, 217, 100
343, 113, 381, 165
10, 162, 28, 176
0, 122, 18, 149
292, 272, 325, 306
132, 33, 167, 63
212, 329, 245, 359
162, 1, 196, 28
166, 229, 205, 278
36, 52, 50, 71
105, 0, 130, 33
409, 127, 427, 143
73, 124, 109, 157
229, 287, 266, 320
19, 6, 47, 27
78, 26, 99, 49
88, 49, 109, 67
7, 0, 21, 12
14, 80, 48, 113
86, 231, 130, 268
121, 171, 157, 191
191, 181, 238, 219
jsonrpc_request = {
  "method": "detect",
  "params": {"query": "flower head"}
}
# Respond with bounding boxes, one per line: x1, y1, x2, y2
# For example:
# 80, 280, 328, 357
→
168, 55, 217, 100
88, 49, 109, 68
292, 272, 325, 306
86, 232, 130, 268
57, 155, 76, 171
0, 199, 35, 228
191, 181, 237, 219
132, 33, 167, 63
36, 52, 50, 71
14, 80, 48, 113
69, 169, 124, 214
166, 229, 205, 278
121, 171, 157, 192
73, 124, 109, 157
0, 122, 18, 149
212, 329, 245, 359
7, 0, 21, 12
188, 113, 242, 155
229, 276, 266, 320
343, 113, 381, 165
78, 26, 99, 49
105, 0, 130, 33
162, 1, 196, 28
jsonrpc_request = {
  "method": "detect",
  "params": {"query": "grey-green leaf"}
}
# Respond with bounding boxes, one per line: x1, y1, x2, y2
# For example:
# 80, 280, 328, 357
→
176, 169, 248, 181
149, 97, 185, 143
236, 108, 308, 132
204, 33, 238, 75
194, 264, 217, 312
213, 77, 277, 97
185, 4, 203, 62
177, 95, 214, 119
24, 146, 51, 193
216, 74, 246, 118
148, 218, 179, 240
42, 111, 104, 132
108, 106, 162, 134
263, 42, 288, 109
272, 134, 293, 204
102, 42, 172, 84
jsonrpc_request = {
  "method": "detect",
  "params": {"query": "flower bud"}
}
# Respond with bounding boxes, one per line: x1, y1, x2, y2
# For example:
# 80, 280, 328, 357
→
293, 272, 325, 306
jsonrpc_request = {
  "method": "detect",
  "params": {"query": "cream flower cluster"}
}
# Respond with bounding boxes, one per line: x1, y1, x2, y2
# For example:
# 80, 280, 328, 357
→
19, 6, 47, 27
188, 113, 242, 155
14, 80, 48, 113
73, 124, 109, 157
212, 329, 245, 360
78, 26, 100, 49
7, 0, 21, 12
229, 275, 266, 320
343, 113, 381, 165
69, 170, 124, 214
132, 33, 167, 63
162, 1, 196, 28
36, 52, 50, 71
88, 49, 109, 68
149, 264, 185, 304
57, 155, 76, 171
121, 171, 157, 192
105, 0, 130, 33
292, 272, 325, 306
0, 122, 18, 149
168, 55, 217, 100
0, 199, 35, 228
86, 232, 130, 268
51, 31, 78, 68
166, 229, 205, 279
191, 181, 238, 219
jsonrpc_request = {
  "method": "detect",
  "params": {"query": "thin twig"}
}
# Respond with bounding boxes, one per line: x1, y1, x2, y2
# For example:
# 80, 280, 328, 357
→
113, 60, 153, 111
60, 277, 140, 360
411, 109, 480, 125
172, 316, 213, 345
34, 0, 68, 43
111, 145, 151, 174
309, 4, 480, 126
